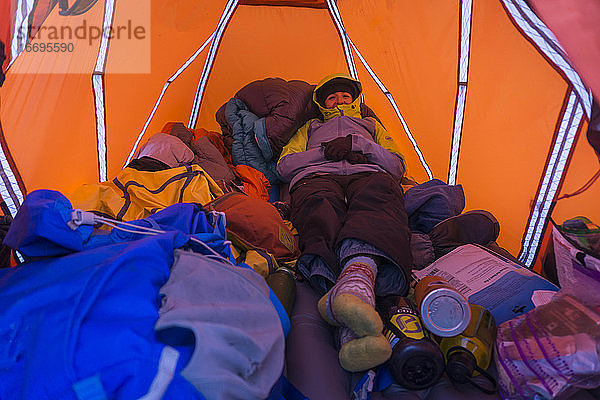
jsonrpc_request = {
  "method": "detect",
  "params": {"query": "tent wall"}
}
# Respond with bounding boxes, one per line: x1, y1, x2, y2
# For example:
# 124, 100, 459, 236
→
1, 1, 11, 67
0, 3, 105, 200
529, 0, 600, 105
336, 0, 460, 182
458, 0, 572, 259
531, 134, 600, 273
184, 4, 349, 144
2, 0, 58, 69
0, 0, 598, 266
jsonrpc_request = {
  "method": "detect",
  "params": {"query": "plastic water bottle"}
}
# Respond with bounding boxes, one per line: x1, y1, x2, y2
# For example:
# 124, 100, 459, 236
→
439, 303, 497, 394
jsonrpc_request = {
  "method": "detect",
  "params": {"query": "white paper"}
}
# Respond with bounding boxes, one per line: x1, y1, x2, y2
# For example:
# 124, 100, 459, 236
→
413, 244, 558, 324
413, 244, 532, 297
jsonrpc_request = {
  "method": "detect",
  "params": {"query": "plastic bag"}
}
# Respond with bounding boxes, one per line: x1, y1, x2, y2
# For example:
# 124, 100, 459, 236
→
558, 217, 600, 260
552, 223, 600, 305
495, 293, 600, 400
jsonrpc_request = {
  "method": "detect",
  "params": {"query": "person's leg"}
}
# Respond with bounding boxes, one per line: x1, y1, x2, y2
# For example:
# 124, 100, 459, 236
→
318, 255, 382, 336
314, 173, 408, 371
317, 172, 411, 329
337, 326, 392, 372
338, 172, 413, 297
317, 251, 393, 372
290, 175, 347, 294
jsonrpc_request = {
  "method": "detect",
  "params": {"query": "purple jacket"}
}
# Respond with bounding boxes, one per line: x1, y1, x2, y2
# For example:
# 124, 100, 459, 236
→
277, 74, 406, 189
277, 108, 405, 190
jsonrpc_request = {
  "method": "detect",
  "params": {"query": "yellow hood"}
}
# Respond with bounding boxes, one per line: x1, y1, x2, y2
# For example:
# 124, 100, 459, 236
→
313, 73, 363, 121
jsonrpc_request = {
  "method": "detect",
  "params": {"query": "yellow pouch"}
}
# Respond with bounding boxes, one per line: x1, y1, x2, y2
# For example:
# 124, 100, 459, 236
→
70, 165, 223, 220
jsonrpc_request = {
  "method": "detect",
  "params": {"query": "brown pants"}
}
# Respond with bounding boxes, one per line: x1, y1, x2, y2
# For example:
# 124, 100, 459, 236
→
290, 172, 412, 295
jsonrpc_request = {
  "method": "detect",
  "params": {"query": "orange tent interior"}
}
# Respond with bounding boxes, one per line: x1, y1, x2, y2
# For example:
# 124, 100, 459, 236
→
1, 0, 599, 270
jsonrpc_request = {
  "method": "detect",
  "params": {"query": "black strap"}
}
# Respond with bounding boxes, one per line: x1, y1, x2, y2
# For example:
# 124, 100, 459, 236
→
588, 99, 600, 160
0, 40, 6, 87
466, 365, 497, 395
446, 346, 497, 395
178, 165, 194, 203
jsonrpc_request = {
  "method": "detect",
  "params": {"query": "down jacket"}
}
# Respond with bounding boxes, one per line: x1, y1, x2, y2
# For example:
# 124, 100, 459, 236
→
276, 73, 406, 189
215, 77, 386, 185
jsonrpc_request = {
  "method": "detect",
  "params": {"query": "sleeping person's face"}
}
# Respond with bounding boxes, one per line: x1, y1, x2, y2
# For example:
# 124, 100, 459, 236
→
324, 91, 353, 109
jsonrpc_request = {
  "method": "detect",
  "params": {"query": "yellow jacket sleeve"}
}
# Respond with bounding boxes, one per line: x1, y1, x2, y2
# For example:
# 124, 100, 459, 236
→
371, 118, 405, 161
278, 120, 310, 162
276, 120, 324, 183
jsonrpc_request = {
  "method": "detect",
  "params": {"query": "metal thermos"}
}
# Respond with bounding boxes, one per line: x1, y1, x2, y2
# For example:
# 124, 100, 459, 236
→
383, 297, 445, 390
414, 275, 471, 337
265, 267, 296, 318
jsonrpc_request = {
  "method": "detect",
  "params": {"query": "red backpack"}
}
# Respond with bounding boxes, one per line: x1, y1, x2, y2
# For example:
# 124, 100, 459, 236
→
205, 192, 299, 262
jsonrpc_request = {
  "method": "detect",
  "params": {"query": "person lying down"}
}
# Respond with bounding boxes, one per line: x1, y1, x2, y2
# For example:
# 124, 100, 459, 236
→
277, 73, 413, 372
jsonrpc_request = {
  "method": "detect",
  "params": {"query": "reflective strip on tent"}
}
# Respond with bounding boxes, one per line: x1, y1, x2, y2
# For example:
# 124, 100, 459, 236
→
326, 0, 358, 81
92, 0, 116, 182
188, 0, 239, 129
448, 0, 473, 186
329, 0, 432, 178
9, 0, 36, 69
520, 90, 584, 266
125, 33, 216, 167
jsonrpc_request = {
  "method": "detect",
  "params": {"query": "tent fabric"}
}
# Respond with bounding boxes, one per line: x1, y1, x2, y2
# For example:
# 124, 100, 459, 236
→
527, 0, 600, 102
0, 1, 598, 268
240, 0, 327, 8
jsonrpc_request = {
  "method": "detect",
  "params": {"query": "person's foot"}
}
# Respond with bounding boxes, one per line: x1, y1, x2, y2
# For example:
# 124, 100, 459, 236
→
337, 327, 392, 372
428, 210, 500, 258
318, 292, 383, 337
317, 257, 382, 337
